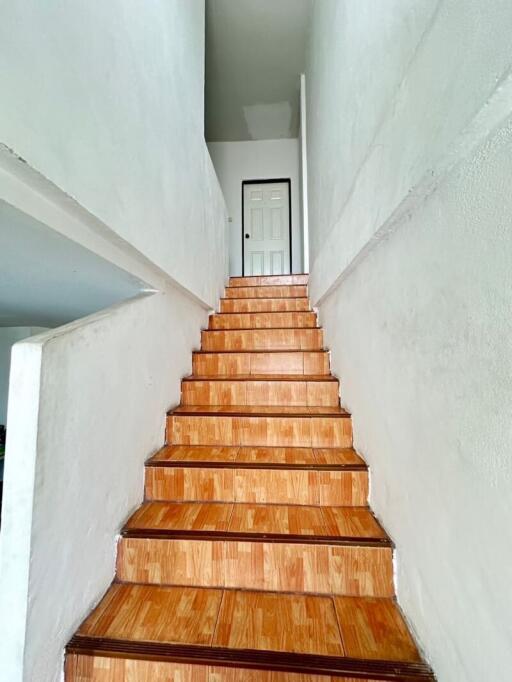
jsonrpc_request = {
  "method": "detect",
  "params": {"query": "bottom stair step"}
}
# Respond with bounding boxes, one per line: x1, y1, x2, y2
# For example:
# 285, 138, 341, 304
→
66, 584, 435, 681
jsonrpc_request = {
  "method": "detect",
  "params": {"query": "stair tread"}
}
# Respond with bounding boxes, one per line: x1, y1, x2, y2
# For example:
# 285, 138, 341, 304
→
148, 444, 365, 468
71, 584, 430, 675
122, 501, 389, 545
170, 405, 349, 417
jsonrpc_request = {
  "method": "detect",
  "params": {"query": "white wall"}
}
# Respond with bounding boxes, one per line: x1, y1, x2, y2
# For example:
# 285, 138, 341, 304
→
0, 0, 226, 307
0, 329, 48, 425
208, 139, 303, 275
0, 2, 228, 681
0, 292, 206, 682
306, 2, 512, 681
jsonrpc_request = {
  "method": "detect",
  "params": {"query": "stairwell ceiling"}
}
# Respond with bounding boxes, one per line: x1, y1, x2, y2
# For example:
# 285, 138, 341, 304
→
205, 0, 312, 142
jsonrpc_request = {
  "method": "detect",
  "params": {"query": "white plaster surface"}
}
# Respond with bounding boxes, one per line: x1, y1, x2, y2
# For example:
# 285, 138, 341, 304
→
305, 2, 512, 680
0, 3, 228, 680
0, 291, 206, 682
0, 0, 226, 307
306, 0, 512, 303
208, 139, 303, 275
0, 328, 47, 425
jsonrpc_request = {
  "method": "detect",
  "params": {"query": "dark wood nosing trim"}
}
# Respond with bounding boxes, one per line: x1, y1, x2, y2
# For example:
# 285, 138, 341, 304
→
211, 311, 316, 316
202, 327, 322, 332
224, 282, 308, 289
193, 349, 329, 355
224, 295, 307, 300
229, 274, 309, 283
168, 409, 350, 418
182, 374, 336, 382
120, 528, 392, 548
66, 637, 435, 680
145, 459, 366, 472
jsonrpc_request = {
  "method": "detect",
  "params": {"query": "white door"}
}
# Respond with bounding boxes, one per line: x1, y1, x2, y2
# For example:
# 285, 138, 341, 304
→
243, 181, 291, 276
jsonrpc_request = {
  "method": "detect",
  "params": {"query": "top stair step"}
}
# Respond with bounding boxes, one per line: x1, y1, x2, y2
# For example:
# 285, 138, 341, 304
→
229, 274, 308, 287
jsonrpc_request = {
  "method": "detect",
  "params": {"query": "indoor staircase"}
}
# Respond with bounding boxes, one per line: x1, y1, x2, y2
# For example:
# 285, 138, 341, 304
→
65, 275, 435, 681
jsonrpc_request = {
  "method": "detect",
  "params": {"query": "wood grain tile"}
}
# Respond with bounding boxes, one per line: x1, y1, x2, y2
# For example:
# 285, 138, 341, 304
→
209, 668, 376, 682
78, 583, 222, 645
193, 352, 252, 376
125, 502, 233, 532
249, 351, 304, 374
225, 285, 307, 299
313, 448, 365, 466
322, 508, 387, 539
236, 446, 316, 465
307, 381, 339, 406
228, 504, 326, 536
233, 469, 319, 504
318, 471, 368, 506
220, 297, 310, 313
145, 467, 235, 502
117, 538, 393, 598
213, 590, 343, 655
150, 445, 239, 463
209, 312, 317, 329
117, 538, 225, 587
310, 417, 352, 447
201, 328, 323, 351
65, 654, 208, 682
223, 541, 331, 594
304, 352, 330, 374
334, 597, 421, 662
169, 416, 240, 446
182, 380, 247, 406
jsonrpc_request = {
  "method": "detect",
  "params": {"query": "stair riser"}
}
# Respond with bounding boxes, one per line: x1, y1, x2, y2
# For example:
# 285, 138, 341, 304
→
193, 352, 330, 376
182, 380, 339, 407
225, 285, 307, 299
220, 298, 310, 313
66, 655, 398, 681
145, 467, 367, 505
229, 275, 308, 287
201, 329, 323, 351
117, 538, 394, 597
209, 312, 317, 329
167, 416, 353, 448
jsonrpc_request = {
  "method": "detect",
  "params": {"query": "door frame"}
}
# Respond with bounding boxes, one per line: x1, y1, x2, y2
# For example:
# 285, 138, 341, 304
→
241, 178, 292, 276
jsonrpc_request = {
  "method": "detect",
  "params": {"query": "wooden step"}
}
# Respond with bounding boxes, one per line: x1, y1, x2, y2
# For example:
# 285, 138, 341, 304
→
201, 328, 323, 351
182, 375, 339, 407
117, 502, 393, 596
220, 296, 310, 313
209, 311, 317, 329
66, 585, 434, 681
167, 406, 353, 448
192, 350, 330, 376
225, 285, 307, 299
144, 445, 367, 505
229, 274, 308, 287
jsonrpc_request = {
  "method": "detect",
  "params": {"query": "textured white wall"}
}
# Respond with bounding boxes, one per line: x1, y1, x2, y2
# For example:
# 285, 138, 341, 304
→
306, 2, 512, 681
208, 139, 303, 275
0, 329, 47, 425
0, 2, 228, 681
0, 292, 206, 682
0, 0, 226, 307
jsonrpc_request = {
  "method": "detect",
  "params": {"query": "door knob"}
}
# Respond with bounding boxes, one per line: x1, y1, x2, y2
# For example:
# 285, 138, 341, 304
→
245, 233, 250, 239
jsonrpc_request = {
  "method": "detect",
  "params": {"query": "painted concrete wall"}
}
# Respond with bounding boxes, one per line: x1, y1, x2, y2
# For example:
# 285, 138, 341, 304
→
0, 292, 205, 682
0, 329, 48, 425
208, 139, 303, 275
0, 2, 228, 681
306, 2, 512, 681
0, 0, 226, 307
